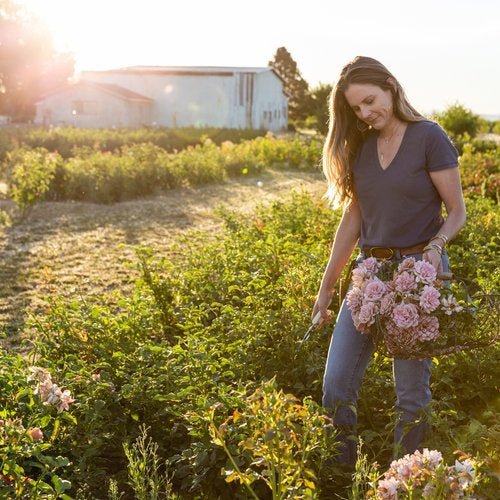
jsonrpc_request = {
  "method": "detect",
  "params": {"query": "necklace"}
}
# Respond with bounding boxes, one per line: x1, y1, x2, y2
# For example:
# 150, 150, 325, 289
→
378, 123, 405, 162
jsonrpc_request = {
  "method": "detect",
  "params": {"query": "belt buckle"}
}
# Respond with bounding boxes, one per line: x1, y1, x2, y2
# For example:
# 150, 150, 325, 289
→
370, 246, 394, 259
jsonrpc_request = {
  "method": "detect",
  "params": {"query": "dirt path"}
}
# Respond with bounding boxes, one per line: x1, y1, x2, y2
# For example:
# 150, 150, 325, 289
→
0, 169, 327, 345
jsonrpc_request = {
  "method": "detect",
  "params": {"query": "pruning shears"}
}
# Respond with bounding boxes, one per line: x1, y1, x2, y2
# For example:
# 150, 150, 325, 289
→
298, 311, 323, 347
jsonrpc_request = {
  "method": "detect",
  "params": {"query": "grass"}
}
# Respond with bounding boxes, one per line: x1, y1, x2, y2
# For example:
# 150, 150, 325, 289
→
0, 168, 325, 345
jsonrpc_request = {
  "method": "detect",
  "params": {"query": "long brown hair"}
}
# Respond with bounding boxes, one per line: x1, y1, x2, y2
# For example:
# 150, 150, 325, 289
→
323, 56, 425, 206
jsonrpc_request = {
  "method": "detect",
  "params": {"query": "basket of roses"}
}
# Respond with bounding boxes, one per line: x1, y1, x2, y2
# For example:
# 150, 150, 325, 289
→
346, 256, 499, 359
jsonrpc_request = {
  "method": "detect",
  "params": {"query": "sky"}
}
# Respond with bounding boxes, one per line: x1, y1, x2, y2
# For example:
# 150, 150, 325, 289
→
20, 0, 500, 116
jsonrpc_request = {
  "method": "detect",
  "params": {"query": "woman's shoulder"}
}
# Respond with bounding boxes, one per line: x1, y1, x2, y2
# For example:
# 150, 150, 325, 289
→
409, 119, 448, 137
410, 120, 458, 168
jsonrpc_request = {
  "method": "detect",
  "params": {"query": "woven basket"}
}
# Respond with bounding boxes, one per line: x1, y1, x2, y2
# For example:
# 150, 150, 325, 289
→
372, 272, 499, 359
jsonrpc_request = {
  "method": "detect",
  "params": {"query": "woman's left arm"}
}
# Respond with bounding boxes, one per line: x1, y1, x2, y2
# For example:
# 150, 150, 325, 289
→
424, 167, 467, 271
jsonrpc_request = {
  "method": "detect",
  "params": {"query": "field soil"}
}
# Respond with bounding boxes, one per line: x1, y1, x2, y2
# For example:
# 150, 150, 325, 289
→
0, 169, 327, 346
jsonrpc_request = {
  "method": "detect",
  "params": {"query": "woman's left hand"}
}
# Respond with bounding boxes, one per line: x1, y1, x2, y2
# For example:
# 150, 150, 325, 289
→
423, 248, 443, 273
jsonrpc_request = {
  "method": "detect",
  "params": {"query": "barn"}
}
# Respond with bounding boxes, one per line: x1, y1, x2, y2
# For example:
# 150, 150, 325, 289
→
34, 66, 288, 131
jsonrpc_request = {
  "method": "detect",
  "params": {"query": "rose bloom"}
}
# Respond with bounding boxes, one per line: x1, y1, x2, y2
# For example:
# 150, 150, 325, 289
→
380, 292, 396, 315
36, 380, 54, 401
27, 367, 52, 383
363, 278, 386, 302
393, 303, 420, 329
28, 427, 44, 441
346, 287, 363, 312
422, 448, 443, 469
361, 257, 380, 275
393, 271, 417, 293
352, 267, 370, 287
398, 257, 416, 272
57, 390, 75, 412
419, 285, 441, 313
377, 477, 400, 499
414, 260, 437, 285
422, 482, 437, 498
358, 301, 379, 326
352, 311, 371, 334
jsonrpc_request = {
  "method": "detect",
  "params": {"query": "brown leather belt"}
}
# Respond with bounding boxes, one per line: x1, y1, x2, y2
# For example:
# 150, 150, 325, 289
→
361, 241, 429, 259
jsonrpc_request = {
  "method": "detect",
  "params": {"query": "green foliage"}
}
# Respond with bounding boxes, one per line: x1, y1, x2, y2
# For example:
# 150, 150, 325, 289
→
304, 83, 332, 135
1, 186, 498, 497
0, 126, 266, 160
5, 147, 61, 215
435, 103, 481, 139
2, 135, 323, 204
458, 143, 499, 201
0, 351, 73, 498
208, 378, 336, 499
2, 131, 496, 213
121, 425, 176, 499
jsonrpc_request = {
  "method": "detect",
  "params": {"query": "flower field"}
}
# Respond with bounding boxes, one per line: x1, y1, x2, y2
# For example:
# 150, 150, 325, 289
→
0, 129, 498, 498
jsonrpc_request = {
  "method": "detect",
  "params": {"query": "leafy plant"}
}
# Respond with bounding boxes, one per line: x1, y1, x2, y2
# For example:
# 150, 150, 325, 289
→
5, 147, 61, 215
208, 378, 337, 499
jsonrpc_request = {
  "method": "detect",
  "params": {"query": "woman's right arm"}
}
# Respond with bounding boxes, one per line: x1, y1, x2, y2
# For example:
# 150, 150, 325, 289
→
311, 198, 361, 328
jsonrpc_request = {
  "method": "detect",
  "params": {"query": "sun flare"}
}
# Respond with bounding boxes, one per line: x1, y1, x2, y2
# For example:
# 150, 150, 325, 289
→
18, 0, 197, 72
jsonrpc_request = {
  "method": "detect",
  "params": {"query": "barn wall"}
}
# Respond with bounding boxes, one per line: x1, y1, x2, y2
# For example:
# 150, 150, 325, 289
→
254, 71, 288, 131
35, 86, 152, 128
82, 73, 238, 128
36, 69, 289, 130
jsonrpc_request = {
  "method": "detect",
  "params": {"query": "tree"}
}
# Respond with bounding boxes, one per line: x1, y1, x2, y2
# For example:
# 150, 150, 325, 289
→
0, 0, 74, 122
305, 83, 333, 135
435, 103, 480, 138
268, 47, 311, 123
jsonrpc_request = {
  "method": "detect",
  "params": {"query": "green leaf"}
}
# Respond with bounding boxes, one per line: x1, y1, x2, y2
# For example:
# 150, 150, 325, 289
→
52, 475, 72, 493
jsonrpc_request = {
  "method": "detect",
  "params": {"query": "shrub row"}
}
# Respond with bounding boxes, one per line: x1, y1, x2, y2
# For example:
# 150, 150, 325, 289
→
3, 134, 499, 210
458, 143, 499, 201
1, 192, 498, 497
0, 126, 268, 160
3, 135, 323, 205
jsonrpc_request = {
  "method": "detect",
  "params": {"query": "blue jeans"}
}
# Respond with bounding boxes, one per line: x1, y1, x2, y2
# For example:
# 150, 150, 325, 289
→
322, 252, 450, 465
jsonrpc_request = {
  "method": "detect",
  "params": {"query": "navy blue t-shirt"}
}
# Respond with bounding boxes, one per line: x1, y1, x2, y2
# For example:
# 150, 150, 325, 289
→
352, 120, 459, 248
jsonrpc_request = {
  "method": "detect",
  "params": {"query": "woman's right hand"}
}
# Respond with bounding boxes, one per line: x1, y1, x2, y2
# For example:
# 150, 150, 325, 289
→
311, 290, 334, 329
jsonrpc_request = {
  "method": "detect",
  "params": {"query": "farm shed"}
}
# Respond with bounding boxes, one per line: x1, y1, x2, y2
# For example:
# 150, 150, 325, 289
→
35, 66, 288, 131
34, 81, 153, 128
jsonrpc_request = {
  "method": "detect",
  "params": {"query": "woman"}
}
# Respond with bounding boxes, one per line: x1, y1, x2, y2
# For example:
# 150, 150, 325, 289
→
311, 56, 466, 465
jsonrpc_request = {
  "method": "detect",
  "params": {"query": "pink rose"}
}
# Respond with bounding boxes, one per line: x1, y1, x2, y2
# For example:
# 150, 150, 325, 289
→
28, 427, 44, 441
392, 303, 420, 328
358, 301, 379, 326
380, 292, 396, 315
352, 311, 371, 334
377, 477, 400, 499
397, 257, 416, 272
361, 257, 380, 275
346, 287, 363, 312
27, 367, 52, 383
415, 315, 440, 342
419, 285, 441, 313
36, 380, 54, 401
57, 390, 75, 412
363, 278, 386, 302
352, 267, 369, 287
414, 260, 437, 285
393, 271, 417, 293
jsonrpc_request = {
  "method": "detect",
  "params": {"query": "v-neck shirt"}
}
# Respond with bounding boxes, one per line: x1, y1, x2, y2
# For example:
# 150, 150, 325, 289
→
352, 120, 459, 248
